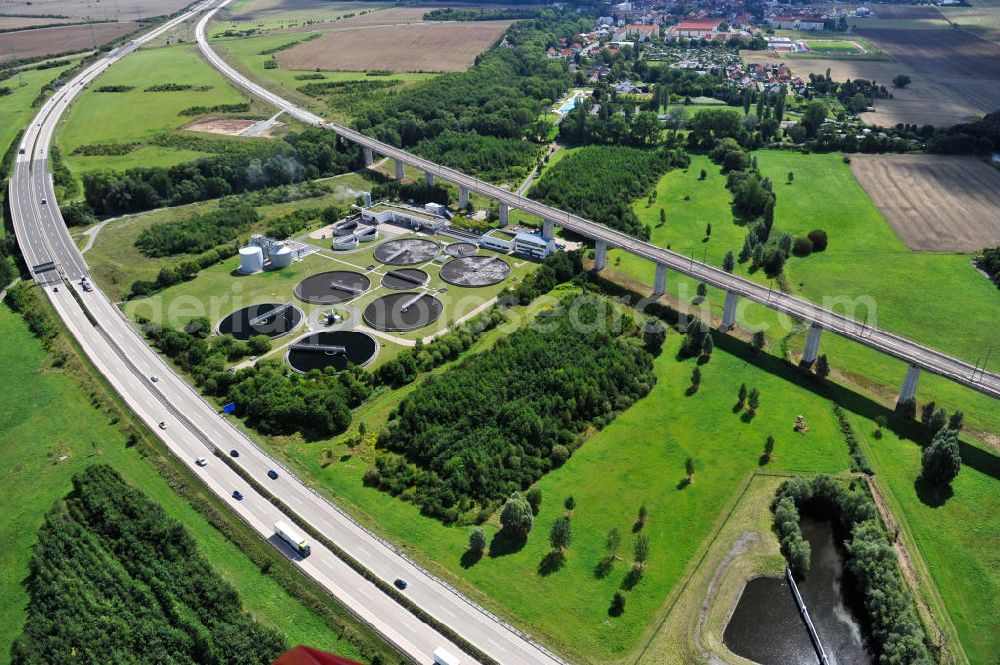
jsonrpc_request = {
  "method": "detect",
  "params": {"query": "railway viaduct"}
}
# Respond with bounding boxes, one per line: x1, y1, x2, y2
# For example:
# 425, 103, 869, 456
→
194, 0, 996, 405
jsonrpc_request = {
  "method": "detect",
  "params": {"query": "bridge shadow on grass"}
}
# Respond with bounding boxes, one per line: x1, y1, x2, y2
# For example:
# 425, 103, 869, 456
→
591, 277, 1000, 486
711, 329, 1000, 486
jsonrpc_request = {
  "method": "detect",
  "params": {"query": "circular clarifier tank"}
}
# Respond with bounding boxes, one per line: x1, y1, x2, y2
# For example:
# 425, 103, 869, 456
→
217, 302, 303, 340
439, 255, 511, 287
286, 330, 378, 373
444, 241, 478, 257
381, 267, 429, 290
294, 270, 371, 304
363, 292, 443, 332
374, 238, 439, 265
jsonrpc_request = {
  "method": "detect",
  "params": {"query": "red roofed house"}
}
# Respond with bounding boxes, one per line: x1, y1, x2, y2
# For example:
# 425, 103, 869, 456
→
668, 19, 721, 39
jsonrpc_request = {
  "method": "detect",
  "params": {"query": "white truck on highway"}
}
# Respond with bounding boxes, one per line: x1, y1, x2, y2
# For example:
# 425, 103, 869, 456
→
274, 520, 311, 557
432, 647, 460, 665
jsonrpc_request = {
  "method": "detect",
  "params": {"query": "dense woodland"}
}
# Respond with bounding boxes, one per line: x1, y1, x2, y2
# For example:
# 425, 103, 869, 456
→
528, 145, 687, 239
135, 200, 259, 257
773, 476, 932, 664
82, 128, 361, 216
11, 466, 286, 665
413, 130, 543, 183
367, 293, 656, 523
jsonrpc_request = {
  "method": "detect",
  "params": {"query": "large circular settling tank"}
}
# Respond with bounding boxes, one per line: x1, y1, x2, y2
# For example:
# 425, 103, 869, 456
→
295, 270, 371, 304
381, 268, 429, 290
374, 238, 439, 265
445, 241, 478, 257
440, 255, 511, 287
287, 331, 378, 373
217, 302, 302, 340
363, 292, 443, 332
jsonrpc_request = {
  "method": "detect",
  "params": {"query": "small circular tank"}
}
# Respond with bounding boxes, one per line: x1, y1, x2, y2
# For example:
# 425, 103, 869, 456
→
270, 244, 293, 269
239, 246, 263, 274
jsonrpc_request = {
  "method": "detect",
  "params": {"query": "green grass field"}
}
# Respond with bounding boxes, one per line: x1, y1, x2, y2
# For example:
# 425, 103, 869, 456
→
57, 42, 251, 183
801, 39, 865, 55
210, 32, 436, 122
850, 411, 1000, 664
604, 150, 1000, 437
211, 1, 392, 36
0, 305, 369, 664
236, 284, 856, 662
0, 61, 79, 166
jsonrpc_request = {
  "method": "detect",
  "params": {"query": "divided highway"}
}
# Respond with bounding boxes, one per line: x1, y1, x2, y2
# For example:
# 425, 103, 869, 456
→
9, 3, 566, 665
196, 0, 1000, 401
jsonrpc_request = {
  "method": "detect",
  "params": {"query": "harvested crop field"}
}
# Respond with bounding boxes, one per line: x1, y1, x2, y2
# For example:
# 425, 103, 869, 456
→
743, 51, 987, 126
0, 16, 75, 30
855, 28, 1000, 116
869, 4, 945, 19
850, 154, 1000, 252
0, 0, 187, 21
181, 117, 278, 137
276, 20, 512, 72
0, 22, 139, 62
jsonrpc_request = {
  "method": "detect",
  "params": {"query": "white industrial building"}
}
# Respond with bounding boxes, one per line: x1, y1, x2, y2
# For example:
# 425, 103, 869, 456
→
513, 232, 556, 259
359, 201, 448, 232
479, 228, 515, 253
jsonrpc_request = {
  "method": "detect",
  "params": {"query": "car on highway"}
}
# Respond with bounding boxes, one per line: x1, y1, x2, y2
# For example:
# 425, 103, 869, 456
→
82, 284, 93, 292
40, 198, 46, 205
232, 490, 243, 501
195, 457, 207, 467
18, 148, 24, 154
229, 449, 239, 457
394, 578, 408, 590
267, 469, 279, 480
150, 375, 159, 382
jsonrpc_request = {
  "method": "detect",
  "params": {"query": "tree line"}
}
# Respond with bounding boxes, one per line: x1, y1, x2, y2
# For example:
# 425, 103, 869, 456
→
528, 145, 688, 239
11, 465, 287, 665
366, 293, 656, 523
772, 475, 932, 664
82, 128, 361, 216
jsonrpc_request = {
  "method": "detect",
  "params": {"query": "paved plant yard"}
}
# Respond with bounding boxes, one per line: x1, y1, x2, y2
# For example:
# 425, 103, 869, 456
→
276, 20, 514, 73
850, 154, 1000, 252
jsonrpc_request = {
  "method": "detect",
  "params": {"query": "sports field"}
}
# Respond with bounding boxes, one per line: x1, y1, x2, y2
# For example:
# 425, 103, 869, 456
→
801, 39, 865, 55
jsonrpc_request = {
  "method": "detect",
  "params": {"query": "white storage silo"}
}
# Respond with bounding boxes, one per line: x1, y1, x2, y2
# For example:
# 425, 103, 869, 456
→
270, 244, 293, 269
239, 246, 264, 274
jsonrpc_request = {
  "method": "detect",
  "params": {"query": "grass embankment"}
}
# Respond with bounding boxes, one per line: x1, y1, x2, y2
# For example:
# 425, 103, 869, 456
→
57, 42, 251, 180
0, 302, 394, 665
239, 283, 855, 662
0, 61, 79, 164
605, 150, 1000, 436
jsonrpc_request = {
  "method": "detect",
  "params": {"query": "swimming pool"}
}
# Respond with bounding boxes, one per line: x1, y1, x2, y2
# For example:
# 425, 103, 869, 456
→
558, 99, 578, 113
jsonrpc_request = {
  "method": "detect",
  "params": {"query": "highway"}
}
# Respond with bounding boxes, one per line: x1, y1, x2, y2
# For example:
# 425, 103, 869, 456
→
195, 0, 1000, 401
9, 4, 566, 665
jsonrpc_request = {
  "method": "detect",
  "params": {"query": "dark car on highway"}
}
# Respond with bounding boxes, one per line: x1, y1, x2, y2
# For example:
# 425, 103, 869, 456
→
232, 490, 243, 501
394, 578, 408, 590
267, 469, 279, 480
229, 449, 239, 457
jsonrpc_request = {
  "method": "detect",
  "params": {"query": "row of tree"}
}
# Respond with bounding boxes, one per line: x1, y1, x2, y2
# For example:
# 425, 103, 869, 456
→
528, 145, 689, 239
11, 465, 286, 664
366, 293, 656, 523
82, 128, 361, 216
772, 475, 933, 664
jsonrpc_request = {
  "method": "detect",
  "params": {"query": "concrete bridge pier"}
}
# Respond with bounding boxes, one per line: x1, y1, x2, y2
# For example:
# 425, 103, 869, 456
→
653, 264, 667, 297
424, 172, 435, 187
458, 186, 469, 208
394, 158, 405, 181
594, 240, 608, 271
899, 365, 921, 404
542, 219, 555, 241
722, 290, 739, 330
498, 202, 509, 225
802, 323, 823, 365
363, 146, 373, 167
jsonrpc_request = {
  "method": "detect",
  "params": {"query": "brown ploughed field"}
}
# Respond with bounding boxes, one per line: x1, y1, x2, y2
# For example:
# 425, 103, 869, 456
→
276, 20, 512, 72
0, 22, 140, 62
850, 154, 1000, 252
0, 0, 188, 21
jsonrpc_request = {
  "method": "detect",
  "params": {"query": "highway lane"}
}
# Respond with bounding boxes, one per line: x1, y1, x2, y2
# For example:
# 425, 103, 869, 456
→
8, 4, 567, 665
195, 0, 999, 401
